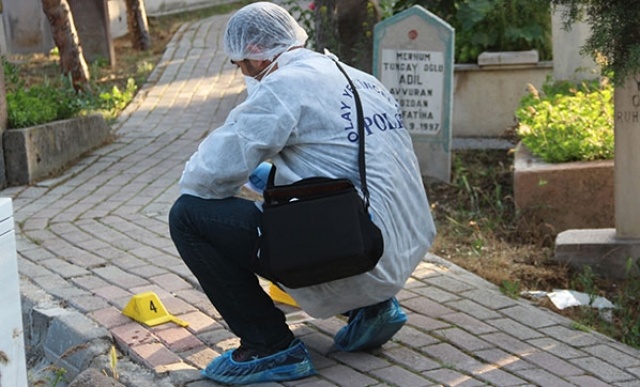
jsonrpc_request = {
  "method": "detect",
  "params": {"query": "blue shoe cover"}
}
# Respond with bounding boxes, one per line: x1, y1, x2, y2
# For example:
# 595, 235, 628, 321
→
201, 339, 316, 385
334, 298, 407, 352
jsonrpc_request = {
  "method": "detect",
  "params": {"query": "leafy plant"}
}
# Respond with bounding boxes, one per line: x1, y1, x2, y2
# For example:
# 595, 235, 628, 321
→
392, 0, 552, 63
515, 77, 613, 163
500, 279, 521, 299
3, 58, 139, 128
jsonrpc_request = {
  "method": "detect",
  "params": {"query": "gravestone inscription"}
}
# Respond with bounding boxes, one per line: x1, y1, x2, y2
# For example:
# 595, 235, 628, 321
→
373, 5, 454, 183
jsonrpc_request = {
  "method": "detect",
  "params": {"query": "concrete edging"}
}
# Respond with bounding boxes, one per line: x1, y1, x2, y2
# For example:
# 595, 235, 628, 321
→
3, 114, 113, 187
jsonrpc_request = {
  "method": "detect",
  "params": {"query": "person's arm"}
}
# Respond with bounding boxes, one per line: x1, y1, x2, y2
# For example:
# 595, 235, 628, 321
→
179, 87, 296, 199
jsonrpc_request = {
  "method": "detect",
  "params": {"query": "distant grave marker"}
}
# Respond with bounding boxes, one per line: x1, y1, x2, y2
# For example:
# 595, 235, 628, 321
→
2, 0, 114, 65
68, 0, 115, 66
373, 5, 454, 183
2, 0, 55, 54
614, 76, 640, 238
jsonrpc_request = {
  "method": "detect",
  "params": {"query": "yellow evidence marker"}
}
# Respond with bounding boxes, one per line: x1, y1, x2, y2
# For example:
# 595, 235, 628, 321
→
269, 283, 298, 307
122, 291, 189, 327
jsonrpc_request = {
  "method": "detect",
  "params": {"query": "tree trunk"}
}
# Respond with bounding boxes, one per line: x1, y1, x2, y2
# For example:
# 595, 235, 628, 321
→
314, 0, 380, 73
41, 0, 90, 91
125, 0, 151, 50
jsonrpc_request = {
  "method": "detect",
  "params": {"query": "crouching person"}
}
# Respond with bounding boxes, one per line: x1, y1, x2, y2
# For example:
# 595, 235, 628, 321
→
169, 2, 436, 384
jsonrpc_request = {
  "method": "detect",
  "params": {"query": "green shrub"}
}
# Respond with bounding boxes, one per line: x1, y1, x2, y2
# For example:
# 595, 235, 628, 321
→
3, 59, 138, 129
392, 0, 552, 63
515, 78, 614, 163
6, 77, 83, 129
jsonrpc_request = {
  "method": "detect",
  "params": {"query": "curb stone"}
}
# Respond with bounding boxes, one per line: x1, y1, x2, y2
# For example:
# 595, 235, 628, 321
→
21, 277, 175, 386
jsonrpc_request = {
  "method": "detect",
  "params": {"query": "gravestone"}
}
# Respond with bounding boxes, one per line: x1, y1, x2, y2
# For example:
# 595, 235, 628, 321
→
554, 75, 640, 278
2, 0, 114, 66
373, 5, 454, 183
614, 76, 640, 238
2, 0, 55, 54
551, 4, 599, 82
68, 0, 115, 66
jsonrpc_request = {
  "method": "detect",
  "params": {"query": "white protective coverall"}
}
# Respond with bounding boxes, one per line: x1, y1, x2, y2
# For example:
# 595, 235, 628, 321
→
179, 48, 437, 318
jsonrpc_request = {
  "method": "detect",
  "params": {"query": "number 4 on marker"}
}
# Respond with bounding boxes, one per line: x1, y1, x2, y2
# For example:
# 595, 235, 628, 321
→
150, 300, 158, 313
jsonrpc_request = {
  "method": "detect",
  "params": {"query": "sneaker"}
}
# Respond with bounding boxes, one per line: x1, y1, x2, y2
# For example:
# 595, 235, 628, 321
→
201, 338, 316, 385
334, 297, 407, 352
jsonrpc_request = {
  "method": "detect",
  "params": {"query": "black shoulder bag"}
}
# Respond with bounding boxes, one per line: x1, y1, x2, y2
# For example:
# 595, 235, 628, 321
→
259, 61, 384, 289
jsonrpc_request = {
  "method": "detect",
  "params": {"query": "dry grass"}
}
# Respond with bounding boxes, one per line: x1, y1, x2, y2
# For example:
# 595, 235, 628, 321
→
426, 149, 571, 292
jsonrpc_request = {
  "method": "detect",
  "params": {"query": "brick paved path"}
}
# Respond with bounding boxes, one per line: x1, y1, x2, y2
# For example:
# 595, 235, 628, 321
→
5, 13, 640, 387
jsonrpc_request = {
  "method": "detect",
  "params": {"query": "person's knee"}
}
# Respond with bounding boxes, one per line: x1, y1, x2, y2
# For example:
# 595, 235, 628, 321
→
169, 195, 191, 232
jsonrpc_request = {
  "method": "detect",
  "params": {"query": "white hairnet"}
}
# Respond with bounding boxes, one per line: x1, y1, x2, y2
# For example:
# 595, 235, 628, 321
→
223, 2, 308, 62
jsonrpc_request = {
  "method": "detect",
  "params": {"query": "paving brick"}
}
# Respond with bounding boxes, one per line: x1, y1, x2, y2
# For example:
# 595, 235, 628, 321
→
570, 356, 637, 383
154, 326, 204, 352
568, 375, 617, 387
197, 328, 237, 348
40, 258, 90, 278
302, 332, 338, 357
393, 325, 441, 349
440, 312, 497, 335
89, 307, 132, 329
71, 275, 110, 291
68, 294, 111, 312
93, 285, 134, 301
515, 369, 578, 387
522, 351, 584, 377
318, 364, 378, 386
459, 288, 519, 310
180, 346, 218, 369
583, 344, 640, 368
500, 305, 562, 329
411, 285, 460, 303
472, 366, 528, 386
402, 296, 455, 318
131, 264, 168, 278
527, 337, 587, 359
411, 262, 442, 279
443, 299, 501, 320
18, 259, 55, 278
179, 311, 222, 334
406, 313, 450, 331
422, 368, 485, 387
331, 351, 390, 372
305, 316, 344, 337
129, 342, 183, 371
474, 348, 534, 372
432, 327, 493, 352
160, 295, 197, 315
149, 272, 192, 292
480, 332, 539, 357
111, 255, 148, 270
111, 322, 157, 347
420, 343, 483, 373
487, 318, 543, 340
540, 325, 604, 347
423, 275, 476, 293
93, 266, 150, 288
381, 346, 441, 372
369, 365, 433, 387
18, 246, 56, 262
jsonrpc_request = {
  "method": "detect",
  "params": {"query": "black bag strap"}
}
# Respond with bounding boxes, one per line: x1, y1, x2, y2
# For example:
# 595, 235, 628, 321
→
333, 60, 371, 211
265, 59, 371, 211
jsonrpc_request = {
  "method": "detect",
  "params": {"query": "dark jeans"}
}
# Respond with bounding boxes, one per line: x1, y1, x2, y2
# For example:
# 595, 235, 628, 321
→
168, 194, 294, 353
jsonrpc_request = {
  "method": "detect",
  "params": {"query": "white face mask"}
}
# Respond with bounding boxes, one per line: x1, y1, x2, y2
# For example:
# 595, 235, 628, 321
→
244, 75, 260, 96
